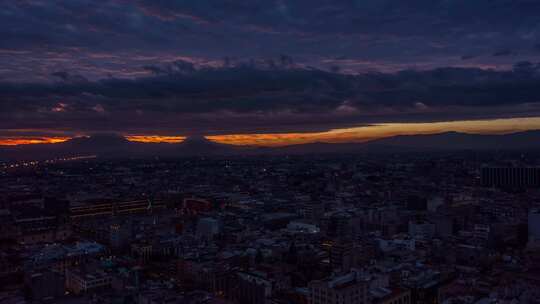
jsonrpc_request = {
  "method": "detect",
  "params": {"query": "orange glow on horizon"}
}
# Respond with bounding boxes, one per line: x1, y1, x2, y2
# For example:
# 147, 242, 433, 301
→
1, 116, 540, 147
0, 137, 71, 146
207, 117, 540, 147
125, 135, 186, 143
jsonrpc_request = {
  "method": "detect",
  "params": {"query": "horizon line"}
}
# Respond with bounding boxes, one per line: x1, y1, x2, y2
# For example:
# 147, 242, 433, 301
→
2, 116, 540, 147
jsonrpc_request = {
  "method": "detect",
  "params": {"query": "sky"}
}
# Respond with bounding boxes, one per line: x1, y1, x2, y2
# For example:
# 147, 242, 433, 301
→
2, 0, 540, 146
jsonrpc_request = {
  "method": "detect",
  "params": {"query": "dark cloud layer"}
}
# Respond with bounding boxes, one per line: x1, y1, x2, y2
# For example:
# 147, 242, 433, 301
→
2, 1, 540, 136
2, 62, 540, 135
2, 0, 540, 82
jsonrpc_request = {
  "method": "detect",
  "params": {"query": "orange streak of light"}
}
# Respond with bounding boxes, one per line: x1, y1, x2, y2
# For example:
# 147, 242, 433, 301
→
207, 117, 540, 147
125, 135, 186, 143
2, 117, 540, 147
0, 137, 71, 146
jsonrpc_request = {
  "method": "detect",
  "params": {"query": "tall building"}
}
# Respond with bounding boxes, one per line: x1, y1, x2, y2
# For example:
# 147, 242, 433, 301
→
403, 271, 448, 304
528, 208, 540, 249
408, 221, 436, 239
109, 221, 132, 252
481, 167, 540, 188
321, 213, 352, 238
304, 202, 325, 224
234, 272, 273, 304
329, 240, 354, 272
196, 217, 220, 240
308, 271, 368, 304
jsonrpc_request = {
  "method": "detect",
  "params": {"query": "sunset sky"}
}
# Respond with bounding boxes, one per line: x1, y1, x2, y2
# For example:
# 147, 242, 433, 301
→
2, 1, 540, 146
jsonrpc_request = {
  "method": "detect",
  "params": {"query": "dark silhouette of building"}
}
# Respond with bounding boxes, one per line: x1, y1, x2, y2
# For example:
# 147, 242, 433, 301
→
481, 167, 540, 188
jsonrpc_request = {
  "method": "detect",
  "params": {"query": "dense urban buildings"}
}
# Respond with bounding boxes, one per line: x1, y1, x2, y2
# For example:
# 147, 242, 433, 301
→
0, 151, 539, 303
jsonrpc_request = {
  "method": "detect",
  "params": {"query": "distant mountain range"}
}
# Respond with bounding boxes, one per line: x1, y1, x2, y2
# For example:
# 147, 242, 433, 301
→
1, 130, 540, 160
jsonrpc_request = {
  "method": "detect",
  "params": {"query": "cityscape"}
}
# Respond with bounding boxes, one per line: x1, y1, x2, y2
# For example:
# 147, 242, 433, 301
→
2, 1, 540, 303
1, 151, 540, 303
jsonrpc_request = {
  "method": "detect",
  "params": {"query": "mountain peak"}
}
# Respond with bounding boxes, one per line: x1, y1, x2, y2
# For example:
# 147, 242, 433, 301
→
177, 135, 235, 155
66, 133, 130, 146
182, 135, 214, 145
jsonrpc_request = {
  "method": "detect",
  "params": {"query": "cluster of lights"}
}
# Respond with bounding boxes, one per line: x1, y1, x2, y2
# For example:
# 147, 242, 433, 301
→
0, 155, 97, 170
